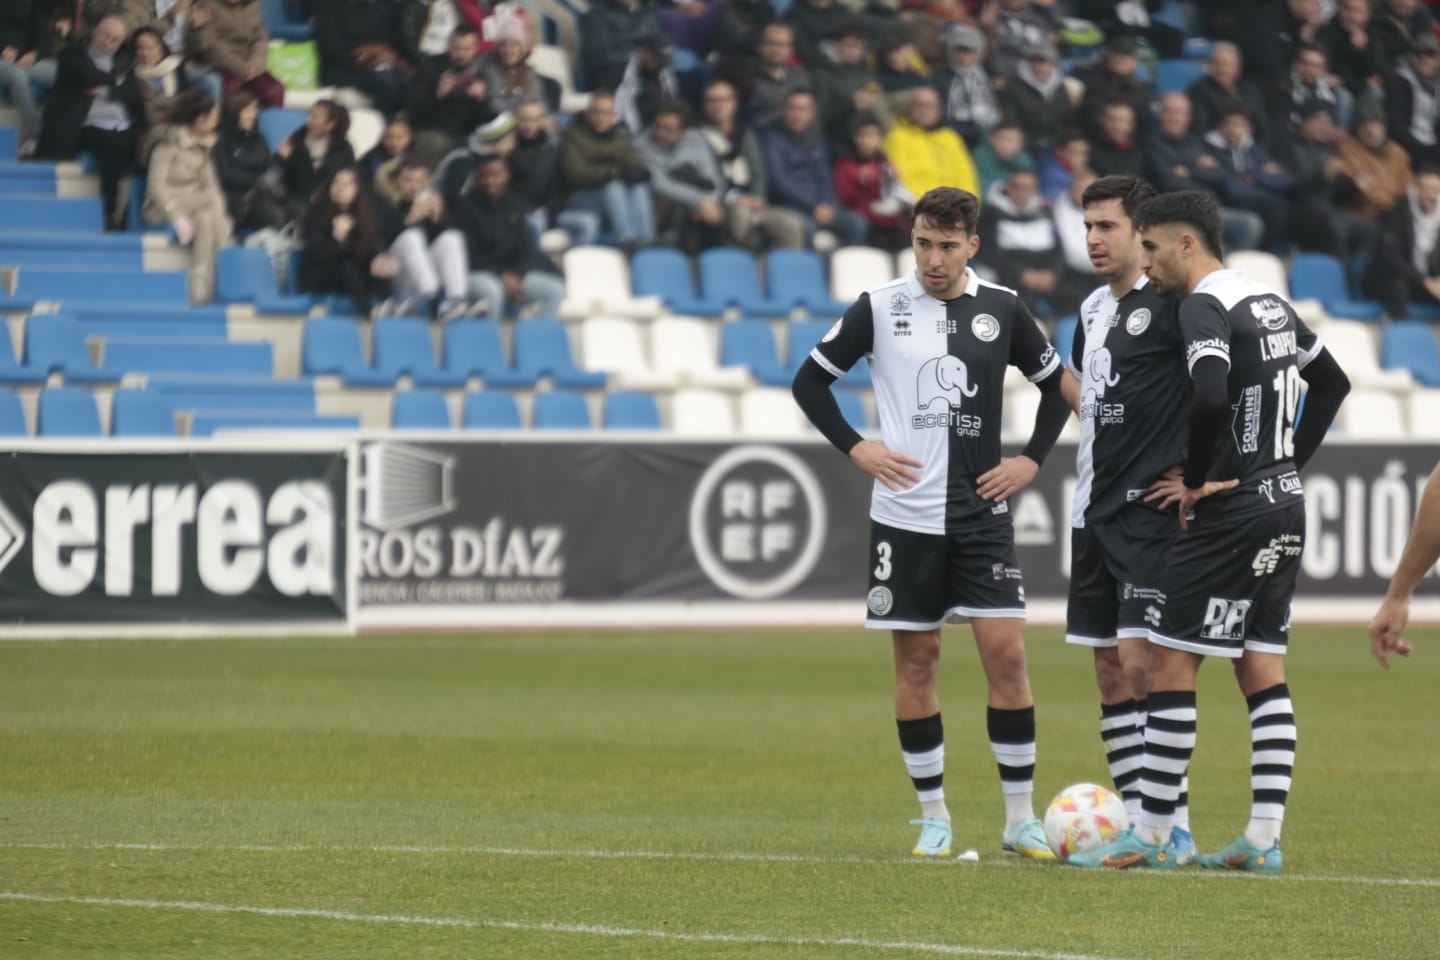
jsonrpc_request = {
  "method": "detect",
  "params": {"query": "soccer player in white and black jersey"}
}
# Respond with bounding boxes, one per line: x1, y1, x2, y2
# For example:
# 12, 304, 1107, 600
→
1070, 191, 1351, 872
792, 187, 1075, 860
1061, 175, 1198, 862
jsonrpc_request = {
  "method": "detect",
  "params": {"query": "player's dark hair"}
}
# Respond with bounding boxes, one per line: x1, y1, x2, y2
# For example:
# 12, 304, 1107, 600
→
1134, 191, 1224, 260
912, 186, 979, 236
1081, 175, 1157, 222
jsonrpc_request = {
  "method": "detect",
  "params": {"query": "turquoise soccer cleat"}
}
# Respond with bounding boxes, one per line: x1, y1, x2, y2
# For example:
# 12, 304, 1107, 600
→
1066, 827, 1177, 869
1170, 826, 1197, 866
1198, 835, 1283, 873
910, 817, 953, 857
1001, 816, 1056, 860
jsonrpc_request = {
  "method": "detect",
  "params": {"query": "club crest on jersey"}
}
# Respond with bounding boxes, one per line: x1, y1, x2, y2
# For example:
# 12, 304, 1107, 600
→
971, 313, 999, 342
890, 291, 913, 316
1250, 298, 1289, 331
1125, 308, 1151, 335
867, 586, 894, 615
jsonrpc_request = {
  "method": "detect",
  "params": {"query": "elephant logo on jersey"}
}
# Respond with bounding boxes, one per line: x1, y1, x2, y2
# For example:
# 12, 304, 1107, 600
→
918, 355, 979, 408
1080, 347, 1123, 424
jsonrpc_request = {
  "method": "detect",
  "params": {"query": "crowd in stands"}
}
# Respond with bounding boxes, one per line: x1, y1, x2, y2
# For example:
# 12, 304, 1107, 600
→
7, 0, 1440, 321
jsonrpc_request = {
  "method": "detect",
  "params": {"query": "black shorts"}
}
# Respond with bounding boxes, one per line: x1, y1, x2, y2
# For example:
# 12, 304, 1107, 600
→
1066, 505, 1176, 648
864, 516, 1025, 630
1149, 502, 1304, 658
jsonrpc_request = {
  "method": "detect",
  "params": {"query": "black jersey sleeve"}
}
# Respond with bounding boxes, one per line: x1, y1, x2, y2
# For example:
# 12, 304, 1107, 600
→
1294, 313, 1323, 370
809, 293, 874, 377
1180, 295, 1232, 374
1183, 355, 1230, 488
1009, 298, 1062, 382
1068, 313, 1086, 377
793, 358, 865, 455
1293, 346, 1351, 470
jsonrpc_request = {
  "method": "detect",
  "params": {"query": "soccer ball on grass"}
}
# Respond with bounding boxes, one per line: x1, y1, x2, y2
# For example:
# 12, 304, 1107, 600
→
1043, 782, 1129, 861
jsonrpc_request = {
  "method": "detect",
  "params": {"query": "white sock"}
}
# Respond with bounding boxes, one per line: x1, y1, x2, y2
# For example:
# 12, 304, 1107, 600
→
1244, 818, 1282, 849
1003, 791, 1034, 828
921, 797, 950, 822
1134, 817, 1170, 847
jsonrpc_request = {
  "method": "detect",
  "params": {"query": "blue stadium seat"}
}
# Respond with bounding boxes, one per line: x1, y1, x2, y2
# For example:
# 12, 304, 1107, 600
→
700, 248, 790, 316
0, 322, 48, 384
1289, 253, 1384, 321
765, 249, 849, 316
789, 318, 870, 389
1052, 315, 1078, 365
301, 317, 395, 386
462, 390, 523, 429
441, 318, 538, 387
834, 390, 868, 430
532, 390, 592, 429
100, 340, 274, 377
392, 390, 454, 430
111, 389, 179, 437
214, 247, 314, 314
603, 390, 662, 429
512, 319, 608, 388
0, 247, 142, 271
0, 197, 103, 233
259, 108, 308, 153
1156, 59, 1206, 95
0, 231, 148, 255
24, 320, 122, 382
12, 267, 188, 303
631, 247, 725, 316
147, 378, 316, 414
0, 128, 15, 161
65, 304, 231, 325
373, 318, 469, 387
190, 413, 360, 437
37, 387, 103, 437
259, 0, 313, 40
0, 388, 27, 436
719, 321, 791, 387
1381, 321, 1440, 387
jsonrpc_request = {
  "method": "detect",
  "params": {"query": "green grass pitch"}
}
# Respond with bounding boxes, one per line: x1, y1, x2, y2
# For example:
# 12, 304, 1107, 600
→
0, 626, 1436, 959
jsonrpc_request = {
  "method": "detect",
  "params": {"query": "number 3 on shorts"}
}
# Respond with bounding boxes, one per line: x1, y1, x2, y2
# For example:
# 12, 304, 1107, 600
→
874, 541, 892, 581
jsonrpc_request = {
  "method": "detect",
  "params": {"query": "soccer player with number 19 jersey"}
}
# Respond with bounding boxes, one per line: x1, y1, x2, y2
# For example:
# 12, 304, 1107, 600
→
1070, 191, 1352, 872
792, 187, 1075, 860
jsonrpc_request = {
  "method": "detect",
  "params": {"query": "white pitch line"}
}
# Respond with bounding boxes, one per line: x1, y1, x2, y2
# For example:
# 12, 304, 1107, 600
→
0, 891, 1125, 960
3, 842, 1437, 890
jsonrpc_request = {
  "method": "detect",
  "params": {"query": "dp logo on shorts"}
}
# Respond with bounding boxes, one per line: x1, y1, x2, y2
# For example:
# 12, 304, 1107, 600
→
689, 446, 827, 600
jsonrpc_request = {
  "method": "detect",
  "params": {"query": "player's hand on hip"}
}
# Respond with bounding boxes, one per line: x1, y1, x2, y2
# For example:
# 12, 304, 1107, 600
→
1143, 465, 1186, 509
849, 440, 921, 492
976, 455, 1038, 503
1369, 595, 1414, 669
1175, 480, 1238, 530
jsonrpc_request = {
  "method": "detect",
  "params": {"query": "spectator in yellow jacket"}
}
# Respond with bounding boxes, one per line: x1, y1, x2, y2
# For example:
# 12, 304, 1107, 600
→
882, 86, 979, 202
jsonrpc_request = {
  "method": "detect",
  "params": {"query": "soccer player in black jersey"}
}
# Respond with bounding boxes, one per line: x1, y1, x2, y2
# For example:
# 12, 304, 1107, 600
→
1061, 176, 1198, 862
792, 187, 1075, 860
1071, 191, 1351, 872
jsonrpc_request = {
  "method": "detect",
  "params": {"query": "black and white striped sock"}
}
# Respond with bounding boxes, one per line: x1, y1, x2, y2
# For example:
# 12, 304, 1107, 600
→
897, 712, 947, 821
1100, 699, 1143, 817
1136, 689, 1197, 846
1245, 683, 1296, 849
988, 705, 1037, 826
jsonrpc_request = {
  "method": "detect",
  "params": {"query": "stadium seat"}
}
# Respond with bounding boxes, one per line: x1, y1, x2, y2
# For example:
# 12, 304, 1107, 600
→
37, 386, 103, 437
24, 320, 122, 382
579, 316, 681, 389
719, 321, 791, 387
830, 246, 897, 302
0, 248, 142, 271
0, 388, 27, 436
532, 390, 592, 429
149, 378, 316, 416
1381, 321, 1440, 388
190, 412, 360, 437
259, 108, 308, 152
700, 248, 790, 316
630, 247, 725, 317
528, 44, 591, 114
557, 245, 662, 320
1337, 389, 1407, 438
11, 267, 188, 304
512, 319, 608, 388
301, 317, 395, 386
1314, 319, 1413, 390
111, 388, 178, 437
441, 319, 537, 387
259, 0, 312, 40
0, 197, 103, 233
649, 316, 751, 389
1155, 58, 1206, 94
373, 317, 469, 387
1407, 389, 1440, 440
0, 322, 47, 383
346, 108, 385, 157
765, 249, 849, 316
462, 390, 523, 429
1051, 315, 1078, 365
214, 247, 313, 314
392, 389, 454, 430
671, 388, 736, 436
1226, 250, 1290, 299
1289, 253, 1383, 321
602, 390, 663, 429
100, 340, 274, 377
895, 248, 916, 282
738, 387, 806, 436
788, 319, 870, 388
